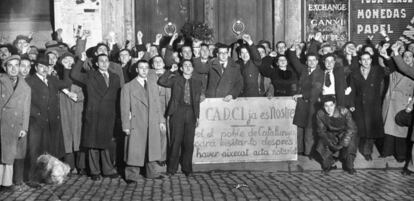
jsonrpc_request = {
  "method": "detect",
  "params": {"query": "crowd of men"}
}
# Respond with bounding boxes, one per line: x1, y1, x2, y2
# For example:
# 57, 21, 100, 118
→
0, 27, 414, 192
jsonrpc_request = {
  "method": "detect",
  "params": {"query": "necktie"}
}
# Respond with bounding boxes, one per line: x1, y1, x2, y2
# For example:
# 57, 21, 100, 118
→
259, 74, 265, 95
144, 80, 147, 91
361, 68, 368, 80
184, 79, 191, 104
308, 68, 312, 75
10, 77, 17, 89
325, 72, 331, 87
103, 73, 109, 87
221, 63, 225, 74
43, 77, 48, 86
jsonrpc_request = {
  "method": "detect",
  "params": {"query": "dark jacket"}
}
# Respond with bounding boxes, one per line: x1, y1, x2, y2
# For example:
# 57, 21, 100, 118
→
350, 65, 386, 138
315, 106, 357, 159
25, 70, 71, 159
237, 44, 262, 97
205, 58, 243, 98
260, 64, 298, 96
288, 50, 324, 128
158, 71, 202, 119
192, 57, 210, 91
71, 60, 121, 149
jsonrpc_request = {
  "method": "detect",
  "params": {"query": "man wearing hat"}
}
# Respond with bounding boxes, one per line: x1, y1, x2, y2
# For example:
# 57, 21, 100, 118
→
13, 35, 31, 56
25, 54, 72, 180
315, 96, 357, 175
0, 55, 31, 192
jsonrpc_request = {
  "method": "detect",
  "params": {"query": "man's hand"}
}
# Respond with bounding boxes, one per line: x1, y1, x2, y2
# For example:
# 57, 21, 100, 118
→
19, 130, 27, 138
136, 31, 143, 40
123, 129, 130, 135
81, 52, 87, 62
345, 87, 352, 96
349, 107, 355, 112
391, 41, 402, 55
137, 51, 145, 60
292, 94, 302, 102
154, 33, 163, 45
170, 64, 179, 72
67, 92, 78, 101
379, 45, 390, 59
223, 95, 233, 102
314, 32, 323, 43
242, 34, 253, 46
160, 123, 167, 133
269, 51, 277, 57
200, 94, 206, 102
21, 43, 30, 54
169, 33, 178, 46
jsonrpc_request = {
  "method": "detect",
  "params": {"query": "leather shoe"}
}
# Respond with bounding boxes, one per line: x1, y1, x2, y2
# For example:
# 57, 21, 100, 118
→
104, 173, 120, 179
125, 179, 137, 184
402, 169, 412, 176
166, 172, 175, 177
78, 169, 87, 176
346, 168, 356, 175
184, 172, 193, 177
151, 175, 165, 180
90, 174, 101, 181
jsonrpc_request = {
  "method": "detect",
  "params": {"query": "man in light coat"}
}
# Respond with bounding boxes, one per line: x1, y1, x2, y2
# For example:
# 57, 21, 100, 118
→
0, 55, 31, 192
121, 60, 165, 183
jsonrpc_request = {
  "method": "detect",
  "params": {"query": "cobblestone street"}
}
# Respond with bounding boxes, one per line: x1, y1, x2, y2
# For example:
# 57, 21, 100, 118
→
1, 169, 413, 201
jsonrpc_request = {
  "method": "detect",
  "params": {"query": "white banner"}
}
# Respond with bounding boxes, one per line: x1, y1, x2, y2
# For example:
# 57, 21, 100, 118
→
54, 0, 102, 49
193, 97, 298, 164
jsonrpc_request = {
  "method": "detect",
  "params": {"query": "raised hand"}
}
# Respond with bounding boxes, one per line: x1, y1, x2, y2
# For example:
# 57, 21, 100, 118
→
242, 34, 253, 45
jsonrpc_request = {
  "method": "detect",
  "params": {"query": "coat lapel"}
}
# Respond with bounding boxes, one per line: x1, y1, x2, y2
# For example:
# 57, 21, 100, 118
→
91, 71, 108, 97
131, 79, 148, 107
0, 76, 13, 108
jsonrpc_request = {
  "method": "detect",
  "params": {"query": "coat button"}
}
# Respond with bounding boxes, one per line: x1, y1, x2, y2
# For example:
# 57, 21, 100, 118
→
14, 112, 18, 116
1, 94, 4, 98
11, 124, 14, 128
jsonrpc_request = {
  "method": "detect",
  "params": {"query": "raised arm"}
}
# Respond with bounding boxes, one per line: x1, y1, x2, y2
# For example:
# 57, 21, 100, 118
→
391, 42, 414, 79
287, 48, 306, 76
71, 54, 89, 84
157, 68, 178, 88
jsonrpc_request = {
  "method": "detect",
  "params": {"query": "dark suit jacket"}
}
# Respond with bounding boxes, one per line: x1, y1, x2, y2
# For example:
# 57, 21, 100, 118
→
158, 71, 203, 119
205, 58, 243, 98
71, 60, 121, 149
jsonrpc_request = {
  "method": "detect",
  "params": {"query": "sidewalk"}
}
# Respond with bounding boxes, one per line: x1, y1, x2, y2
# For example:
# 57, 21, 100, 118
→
1, 169, 413, 201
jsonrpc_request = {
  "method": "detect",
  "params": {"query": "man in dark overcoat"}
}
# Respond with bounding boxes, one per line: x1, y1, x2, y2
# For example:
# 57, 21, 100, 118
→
349, 52, 386, 161
288, 47, 324, 157
25, 55, 71, 180
71, 53, 120, 180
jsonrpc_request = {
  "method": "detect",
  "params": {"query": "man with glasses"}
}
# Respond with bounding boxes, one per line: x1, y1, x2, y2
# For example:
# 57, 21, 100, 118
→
205, 44, 243, 101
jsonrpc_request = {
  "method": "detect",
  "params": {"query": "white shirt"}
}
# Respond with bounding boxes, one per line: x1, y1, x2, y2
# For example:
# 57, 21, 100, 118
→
322, 70, 336, 95
136, 76, 147, 88
99, 70, 109, 78
219, 61, 228, 68
36, 73, 48, 85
